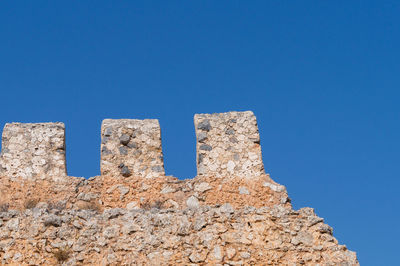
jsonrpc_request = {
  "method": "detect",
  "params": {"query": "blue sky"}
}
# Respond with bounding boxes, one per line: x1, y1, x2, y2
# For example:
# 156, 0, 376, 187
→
0, 1, 399, 264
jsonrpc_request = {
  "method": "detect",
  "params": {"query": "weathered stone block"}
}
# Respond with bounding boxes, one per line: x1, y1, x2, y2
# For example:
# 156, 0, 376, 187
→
0, 122, 66, 180
194, 111, 264, 178
100, 119, 165, 178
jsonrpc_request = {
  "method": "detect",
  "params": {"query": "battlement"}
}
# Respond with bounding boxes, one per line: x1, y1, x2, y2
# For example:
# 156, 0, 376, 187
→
195, 111, 264, 178
0, 122, 66, 180
0, 112, 359, 266
100, 119, 165, 178
0, 111, 265, 179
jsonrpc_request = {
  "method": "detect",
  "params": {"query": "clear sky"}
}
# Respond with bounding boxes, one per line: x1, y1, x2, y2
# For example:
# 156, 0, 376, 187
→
0, 1, 399, 265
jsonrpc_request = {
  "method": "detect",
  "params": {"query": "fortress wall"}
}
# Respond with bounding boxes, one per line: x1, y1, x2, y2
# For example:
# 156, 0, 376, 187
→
0, 114, 359, 266
194, 111, 264, 178
0, 122, 66, 180
100, 119, 165, 178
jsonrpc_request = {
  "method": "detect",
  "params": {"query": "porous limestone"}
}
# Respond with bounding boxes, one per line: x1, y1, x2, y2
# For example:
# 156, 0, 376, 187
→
0, 122, 66, 180
0, 111, 359, 265
0, 204, 358, 265
194, 111, 264, 178
100, 119, 165, 178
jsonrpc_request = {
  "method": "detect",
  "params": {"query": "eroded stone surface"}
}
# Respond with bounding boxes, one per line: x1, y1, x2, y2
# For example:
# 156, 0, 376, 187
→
194, 111, 264, 178
100, 119, 165, 178
0, 204, 358, 265
0, 112, 358, 265
0, 123, 66, 180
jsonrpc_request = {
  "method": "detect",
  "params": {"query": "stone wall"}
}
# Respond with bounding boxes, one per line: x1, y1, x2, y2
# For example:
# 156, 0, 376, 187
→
100, 119, 165, 178
0, 204, 358, 265
194, 111, 264, 178
0, 123, 66, 180
0, 112, 359, 265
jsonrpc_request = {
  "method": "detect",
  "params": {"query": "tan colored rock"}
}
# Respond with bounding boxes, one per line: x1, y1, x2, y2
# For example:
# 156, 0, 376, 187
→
0, 112, 358, 265
0, 122, 66, 180
194, 111, 264, 179
100, 119, 165, 178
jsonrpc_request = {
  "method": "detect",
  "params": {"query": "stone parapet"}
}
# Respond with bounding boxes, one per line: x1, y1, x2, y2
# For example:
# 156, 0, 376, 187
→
0, 112, 265, 180
194, 111, 264, 178
100, 119, 165, 178
0, 122, 66, 180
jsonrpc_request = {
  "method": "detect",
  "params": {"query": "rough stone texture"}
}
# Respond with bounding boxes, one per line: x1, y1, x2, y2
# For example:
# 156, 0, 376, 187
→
0, 123, 66, 180
0, 173, 289, 214
0, 204, 358, 265
100, 119, 165, 178
0, 112, 358, 265
194, 111, 264, 178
